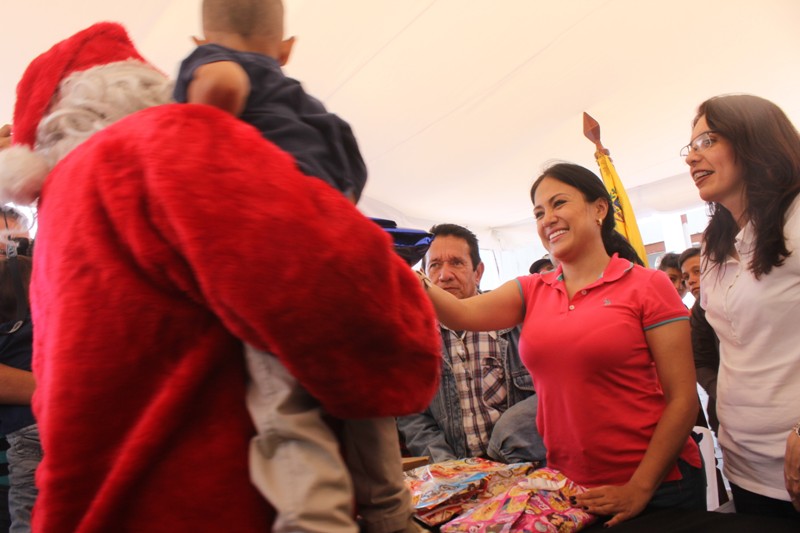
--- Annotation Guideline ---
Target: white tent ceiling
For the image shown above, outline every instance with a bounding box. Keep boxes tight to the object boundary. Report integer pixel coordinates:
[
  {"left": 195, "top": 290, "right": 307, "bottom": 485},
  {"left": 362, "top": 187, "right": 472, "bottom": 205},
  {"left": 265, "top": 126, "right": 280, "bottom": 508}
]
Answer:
[{"left": 3, "top": 0, "right": 800, "bottom": 239}]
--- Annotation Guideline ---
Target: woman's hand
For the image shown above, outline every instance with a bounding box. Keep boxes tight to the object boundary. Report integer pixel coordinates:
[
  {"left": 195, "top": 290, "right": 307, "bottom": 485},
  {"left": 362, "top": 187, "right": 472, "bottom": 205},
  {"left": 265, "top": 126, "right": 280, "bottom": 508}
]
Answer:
[
  {"left": 415, "top": 269, "right": 433, "bottom": 291},
  {"left": 0, "top": 124, "right": 11, "bottom": 150},
  {"left": 575, "top": 482, "right": 654, "bottom": 527},
  {"left": 786, "top": 427, "right": 800, "bottom": 511}
]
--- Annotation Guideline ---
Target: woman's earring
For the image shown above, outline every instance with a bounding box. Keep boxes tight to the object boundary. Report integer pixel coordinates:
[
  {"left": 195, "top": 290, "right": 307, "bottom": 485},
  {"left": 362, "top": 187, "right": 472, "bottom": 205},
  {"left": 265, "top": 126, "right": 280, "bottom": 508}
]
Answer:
[{"left": 596, "top": 218, "right": 603, "bottom": 227}]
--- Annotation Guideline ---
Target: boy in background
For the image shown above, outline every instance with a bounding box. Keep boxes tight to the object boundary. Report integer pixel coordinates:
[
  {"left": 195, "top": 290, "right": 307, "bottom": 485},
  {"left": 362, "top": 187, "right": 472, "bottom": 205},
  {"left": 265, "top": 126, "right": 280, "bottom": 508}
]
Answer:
[
  {"left": 656, "top": 252, "right": 687, "bottom": 300},
  {"left": 174, "top": 2, "right": 418, "bottom": 532}
]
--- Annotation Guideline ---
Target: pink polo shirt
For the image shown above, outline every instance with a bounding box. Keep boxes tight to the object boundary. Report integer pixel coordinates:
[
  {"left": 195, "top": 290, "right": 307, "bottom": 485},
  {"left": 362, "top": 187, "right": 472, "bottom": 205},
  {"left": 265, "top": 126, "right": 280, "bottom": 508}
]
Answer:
[{"left": 516, "top": 255, "right": 700, "bottom": 487}]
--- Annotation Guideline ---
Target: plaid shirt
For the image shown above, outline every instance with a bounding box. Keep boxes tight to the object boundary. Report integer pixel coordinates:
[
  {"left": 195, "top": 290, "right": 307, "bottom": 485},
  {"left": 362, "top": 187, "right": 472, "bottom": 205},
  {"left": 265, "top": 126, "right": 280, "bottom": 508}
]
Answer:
[{"left": 441, "top": 326, "right": 508, "bottom": 457}]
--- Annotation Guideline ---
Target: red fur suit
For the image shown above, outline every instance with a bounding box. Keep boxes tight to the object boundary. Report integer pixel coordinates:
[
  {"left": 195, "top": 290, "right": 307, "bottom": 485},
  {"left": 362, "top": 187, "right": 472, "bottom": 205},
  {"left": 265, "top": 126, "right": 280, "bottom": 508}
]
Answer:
[{"left": 30, "top": 104, "right": 440, "bottom": 532}]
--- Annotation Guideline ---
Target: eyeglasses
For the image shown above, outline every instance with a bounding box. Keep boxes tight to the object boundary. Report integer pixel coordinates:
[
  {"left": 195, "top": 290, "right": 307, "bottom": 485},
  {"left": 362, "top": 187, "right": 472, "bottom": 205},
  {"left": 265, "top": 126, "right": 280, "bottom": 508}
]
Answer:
[{"left": 680, "top": 130, "right": 717, "bottom": 158}]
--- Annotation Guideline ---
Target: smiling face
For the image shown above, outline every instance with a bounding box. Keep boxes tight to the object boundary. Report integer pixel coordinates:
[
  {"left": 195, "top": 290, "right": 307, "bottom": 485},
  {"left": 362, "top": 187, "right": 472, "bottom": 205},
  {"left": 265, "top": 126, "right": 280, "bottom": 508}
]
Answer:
[
  {"left": 533, "top": 177, "right": 607, "bottom": 263},
  {"left": 681, "top": 255, "right": 702, "bottom": 299},
  {"left": 685, "top": 115, "right": 747, "bottom": 219}
]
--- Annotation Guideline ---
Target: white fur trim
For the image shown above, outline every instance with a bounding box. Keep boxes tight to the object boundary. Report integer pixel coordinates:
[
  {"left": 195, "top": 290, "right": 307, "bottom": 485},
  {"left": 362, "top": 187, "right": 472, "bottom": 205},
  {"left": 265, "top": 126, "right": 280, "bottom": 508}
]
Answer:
[{"left": 0, "top": 145, "right": 50, "bottom": 205}]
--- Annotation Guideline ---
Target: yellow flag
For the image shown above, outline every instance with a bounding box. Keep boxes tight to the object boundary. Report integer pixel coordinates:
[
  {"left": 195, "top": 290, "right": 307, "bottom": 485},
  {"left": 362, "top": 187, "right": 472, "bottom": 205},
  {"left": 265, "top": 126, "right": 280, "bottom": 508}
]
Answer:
[
  {"left": 583, "top": 112, "right": 648, "bottom": 267},
  {"left": 594, "top": 150, "right": 648, "bottom": 267}
]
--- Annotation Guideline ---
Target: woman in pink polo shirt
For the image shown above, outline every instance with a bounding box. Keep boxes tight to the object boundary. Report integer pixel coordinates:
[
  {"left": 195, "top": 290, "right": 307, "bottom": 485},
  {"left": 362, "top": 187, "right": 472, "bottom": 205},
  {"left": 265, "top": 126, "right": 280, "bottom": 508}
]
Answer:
[{"left": 417, "top": 162, "right": 703, "bottom": 526}]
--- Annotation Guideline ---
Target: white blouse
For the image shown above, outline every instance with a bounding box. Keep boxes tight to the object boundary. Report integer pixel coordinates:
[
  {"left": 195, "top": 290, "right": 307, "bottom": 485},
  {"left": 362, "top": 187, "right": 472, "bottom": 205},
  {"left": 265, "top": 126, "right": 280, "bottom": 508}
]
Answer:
[{"left": 701, "top": 196, "right": 800, "bottom": 501}]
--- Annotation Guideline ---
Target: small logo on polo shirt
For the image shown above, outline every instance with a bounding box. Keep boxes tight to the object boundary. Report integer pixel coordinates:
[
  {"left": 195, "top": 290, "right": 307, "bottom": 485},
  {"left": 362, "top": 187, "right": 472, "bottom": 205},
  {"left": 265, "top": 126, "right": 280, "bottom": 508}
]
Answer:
[{"left": 603, "top": 298, "right": 612, "bottom": 306}]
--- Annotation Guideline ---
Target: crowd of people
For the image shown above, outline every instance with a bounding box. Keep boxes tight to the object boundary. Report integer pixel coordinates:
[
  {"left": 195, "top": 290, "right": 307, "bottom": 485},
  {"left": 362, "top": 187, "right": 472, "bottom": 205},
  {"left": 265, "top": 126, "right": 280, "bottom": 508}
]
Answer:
[{"left": 0, "top": 0, "right": 797, "bottom": 531}]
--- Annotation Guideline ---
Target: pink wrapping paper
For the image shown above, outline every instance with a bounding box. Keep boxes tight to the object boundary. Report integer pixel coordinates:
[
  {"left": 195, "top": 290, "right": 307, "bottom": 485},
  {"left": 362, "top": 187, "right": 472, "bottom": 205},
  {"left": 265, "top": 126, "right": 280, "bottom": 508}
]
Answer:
[
  {"left": 404, "top": 458, "right": 538, "bottom": 526},
  {"left": 440, "top": 468, "right": 597, "bottom": 532}
]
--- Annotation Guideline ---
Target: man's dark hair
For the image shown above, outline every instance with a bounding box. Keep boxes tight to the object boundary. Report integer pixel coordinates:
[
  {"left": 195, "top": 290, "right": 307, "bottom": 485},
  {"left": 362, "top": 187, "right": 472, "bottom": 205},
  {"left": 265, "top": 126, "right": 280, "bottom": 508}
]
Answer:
[
  {"left": 678, "top": 246, "right": 701, "bottom": 269},
  {"left": 425, "top": 223, "right": 481, "bottom": 271},
  {"left": 0, "top": 255, "right": 31, "bottom": 324}
]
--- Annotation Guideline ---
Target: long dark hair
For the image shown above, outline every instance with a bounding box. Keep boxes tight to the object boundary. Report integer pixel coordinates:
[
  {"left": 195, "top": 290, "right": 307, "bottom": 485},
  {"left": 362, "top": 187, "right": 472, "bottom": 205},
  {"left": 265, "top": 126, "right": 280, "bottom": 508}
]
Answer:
[
  {"left": 530, "top": 162, "right": 644, "bottom": 266},
  {"left": 0, "top": 256, "right": 32, "bottom": 324},
  {"left": 695, "top": 95, "right": 800, "bottom": 278}
]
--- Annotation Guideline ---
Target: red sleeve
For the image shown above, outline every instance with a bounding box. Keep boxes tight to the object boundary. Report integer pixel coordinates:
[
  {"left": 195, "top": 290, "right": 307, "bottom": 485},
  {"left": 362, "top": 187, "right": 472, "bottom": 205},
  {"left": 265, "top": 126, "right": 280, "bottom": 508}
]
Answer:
[
  {"left": 641, "top": 269, "right": 690, "bottom": 330},
  {"left": 103, "top": 105, "right": 441, "bottom": 418}
]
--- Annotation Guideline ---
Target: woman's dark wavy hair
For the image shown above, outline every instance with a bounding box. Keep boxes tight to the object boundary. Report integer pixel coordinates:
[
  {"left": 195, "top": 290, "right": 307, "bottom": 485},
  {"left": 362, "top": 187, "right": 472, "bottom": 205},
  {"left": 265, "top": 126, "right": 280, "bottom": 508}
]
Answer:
[
  {"left": 530, "top": 162, "right": 644, "bottom": 266},
  {"left": 695, "top": 94, "right": 800, "bottom": 278}
]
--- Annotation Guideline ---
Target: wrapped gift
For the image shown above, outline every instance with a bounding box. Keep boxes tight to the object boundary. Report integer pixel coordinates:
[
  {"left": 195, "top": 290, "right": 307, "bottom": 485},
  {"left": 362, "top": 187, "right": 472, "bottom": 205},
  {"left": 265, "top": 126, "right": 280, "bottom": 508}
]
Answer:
[
  {"left": 404, "top": 457, "right": 538, "bottom": 526},
  {"left": 440, "top": 468, "right": 597, "bottom": 532}
]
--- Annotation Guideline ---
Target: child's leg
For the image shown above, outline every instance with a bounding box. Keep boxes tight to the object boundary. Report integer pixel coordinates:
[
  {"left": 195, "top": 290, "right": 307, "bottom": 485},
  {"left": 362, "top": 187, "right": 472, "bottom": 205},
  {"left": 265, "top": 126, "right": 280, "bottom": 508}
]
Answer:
[
  {"left": 342, "top": 418, "right": 421, "bottom": 533},
  {"left": 246, "top": 348, "right": 358, "bottom": 533}
]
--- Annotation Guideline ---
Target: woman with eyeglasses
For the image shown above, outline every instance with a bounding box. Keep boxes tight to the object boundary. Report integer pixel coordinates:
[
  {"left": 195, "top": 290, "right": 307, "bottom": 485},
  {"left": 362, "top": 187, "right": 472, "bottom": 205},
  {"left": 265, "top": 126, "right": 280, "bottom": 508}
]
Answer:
[
  {"left": 684, "top": 94, "right": 800, "bottom": 519},
  {"left": 416, "top": 162, "right": 704, "bottom": 527}
]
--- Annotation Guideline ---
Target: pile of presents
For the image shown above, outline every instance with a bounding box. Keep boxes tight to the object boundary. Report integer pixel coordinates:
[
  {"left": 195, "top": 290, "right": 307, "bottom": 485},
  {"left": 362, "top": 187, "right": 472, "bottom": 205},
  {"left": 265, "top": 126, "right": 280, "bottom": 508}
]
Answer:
[{"left": 404, "top": 458, "right": 596, "bottom": 532}]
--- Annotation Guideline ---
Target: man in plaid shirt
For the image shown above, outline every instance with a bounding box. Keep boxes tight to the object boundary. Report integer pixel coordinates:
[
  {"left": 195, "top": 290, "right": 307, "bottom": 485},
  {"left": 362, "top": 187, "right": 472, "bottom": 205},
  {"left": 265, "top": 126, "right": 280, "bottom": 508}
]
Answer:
[{"left": 398, "top": 224, "right": 545, "bottom": 464}]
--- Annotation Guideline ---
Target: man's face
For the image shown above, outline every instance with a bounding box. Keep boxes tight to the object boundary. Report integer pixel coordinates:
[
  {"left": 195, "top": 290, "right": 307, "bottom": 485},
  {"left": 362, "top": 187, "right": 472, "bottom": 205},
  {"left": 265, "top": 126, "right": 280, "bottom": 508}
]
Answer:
[
  {"left": 425, "top": 235, "right": 483, "bottom": 300},
  {"left": 681, "top": 256, "right": 702, "bottom": 299}
]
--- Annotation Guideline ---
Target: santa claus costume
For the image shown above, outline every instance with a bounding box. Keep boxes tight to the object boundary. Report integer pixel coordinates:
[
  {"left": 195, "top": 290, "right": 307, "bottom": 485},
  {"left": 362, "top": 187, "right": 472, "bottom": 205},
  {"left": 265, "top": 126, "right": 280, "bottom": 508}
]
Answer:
[{"left": 0, "top": 22, "right": 440, "bottom": 533}]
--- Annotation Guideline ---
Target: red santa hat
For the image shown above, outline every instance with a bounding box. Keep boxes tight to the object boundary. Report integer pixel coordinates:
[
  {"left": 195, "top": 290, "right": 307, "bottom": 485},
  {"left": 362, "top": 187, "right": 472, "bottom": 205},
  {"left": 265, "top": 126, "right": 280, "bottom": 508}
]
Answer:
[
  {"left": 0, "top": 22, "right": 150, "bottom": 204},
  {"left": 13, "top": 22, "right": 147, "bottom": 149}
]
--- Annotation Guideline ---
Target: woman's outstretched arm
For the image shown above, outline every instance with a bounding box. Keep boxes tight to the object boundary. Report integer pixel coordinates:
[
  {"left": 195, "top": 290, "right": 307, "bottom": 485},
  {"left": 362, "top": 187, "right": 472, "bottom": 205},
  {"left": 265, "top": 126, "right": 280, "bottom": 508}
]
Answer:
[{"left": 419, "top": 274, "right": 526, "bottom": 332}]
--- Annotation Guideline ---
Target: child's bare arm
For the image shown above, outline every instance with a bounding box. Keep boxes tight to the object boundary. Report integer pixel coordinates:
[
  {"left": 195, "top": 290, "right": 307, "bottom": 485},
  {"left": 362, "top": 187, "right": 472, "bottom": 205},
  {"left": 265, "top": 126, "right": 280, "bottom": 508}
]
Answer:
[{"left": 187, "top": 61, "right": 250, "bottom": 116}]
